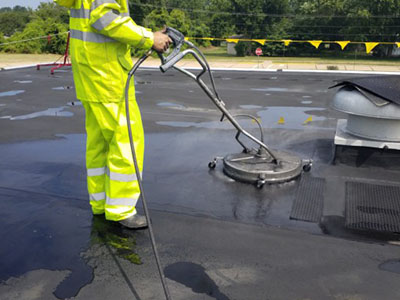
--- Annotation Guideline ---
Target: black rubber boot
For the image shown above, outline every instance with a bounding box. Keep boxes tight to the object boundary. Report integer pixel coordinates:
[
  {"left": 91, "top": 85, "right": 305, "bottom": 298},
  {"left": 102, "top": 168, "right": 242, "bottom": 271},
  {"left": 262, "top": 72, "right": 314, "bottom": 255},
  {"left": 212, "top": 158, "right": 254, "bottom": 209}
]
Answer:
[{"left": 119, "top": 214, "right": 148, "bottom": 229}]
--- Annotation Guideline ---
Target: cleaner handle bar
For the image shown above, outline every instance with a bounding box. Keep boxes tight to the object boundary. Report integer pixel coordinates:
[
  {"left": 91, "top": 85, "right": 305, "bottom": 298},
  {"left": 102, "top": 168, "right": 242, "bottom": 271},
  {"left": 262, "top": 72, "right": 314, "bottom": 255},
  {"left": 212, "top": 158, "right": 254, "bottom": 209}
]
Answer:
[{"left": 160, "top": 52, "right": 185, "bottom": 73}]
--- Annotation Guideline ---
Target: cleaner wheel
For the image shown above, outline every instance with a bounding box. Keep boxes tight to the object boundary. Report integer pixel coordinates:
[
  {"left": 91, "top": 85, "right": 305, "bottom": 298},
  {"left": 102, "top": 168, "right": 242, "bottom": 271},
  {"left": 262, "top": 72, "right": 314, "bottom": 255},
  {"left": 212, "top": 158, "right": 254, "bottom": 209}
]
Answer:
[{"left": 223, "top": 150, "right": 303, "bottom": 186}]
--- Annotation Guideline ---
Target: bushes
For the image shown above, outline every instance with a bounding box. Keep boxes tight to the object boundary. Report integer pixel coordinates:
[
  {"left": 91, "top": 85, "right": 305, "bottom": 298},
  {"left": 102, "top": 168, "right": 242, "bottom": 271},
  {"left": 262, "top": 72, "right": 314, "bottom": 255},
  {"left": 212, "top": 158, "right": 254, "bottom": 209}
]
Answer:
[
  {"left": 0, "top": 3, "right": 68, "bottom": 54},
  {"left": 234, "top": 42, "right": 250, "bottom": 57},
  {"left": 2, "top": 18, "right": 68, "bottom": 54}
]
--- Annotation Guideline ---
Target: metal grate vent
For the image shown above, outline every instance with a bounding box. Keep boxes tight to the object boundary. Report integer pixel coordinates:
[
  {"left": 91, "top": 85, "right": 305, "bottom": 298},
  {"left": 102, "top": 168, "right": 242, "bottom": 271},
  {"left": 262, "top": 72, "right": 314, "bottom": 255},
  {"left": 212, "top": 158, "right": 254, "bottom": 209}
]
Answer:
[
  {"left": 345, "top": 181, "right": 400, "bottom": 233},
  {"left": 290, "top": 176, "right": 325, "bottom": 223}
]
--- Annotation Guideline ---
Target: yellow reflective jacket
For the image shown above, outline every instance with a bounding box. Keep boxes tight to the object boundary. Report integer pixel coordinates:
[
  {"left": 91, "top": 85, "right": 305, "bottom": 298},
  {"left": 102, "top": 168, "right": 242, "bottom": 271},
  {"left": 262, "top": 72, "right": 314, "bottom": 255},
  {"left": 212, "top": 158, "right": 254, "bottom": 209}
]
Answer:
[{"left": 54, "top": 0, "right": 154, "bottom": 102}]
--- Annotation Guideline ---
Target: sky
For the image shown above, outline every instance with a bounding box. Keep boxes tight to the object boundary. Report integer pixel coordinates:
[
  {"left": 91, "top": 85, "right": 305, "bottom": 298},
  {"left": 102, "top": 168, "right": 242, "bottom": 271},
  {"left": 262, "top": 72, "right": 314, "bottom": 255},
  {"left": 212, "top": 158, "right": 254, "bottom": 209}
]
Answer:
[{"left": 0, "top": 0, "right": 52, "bottom": 9}]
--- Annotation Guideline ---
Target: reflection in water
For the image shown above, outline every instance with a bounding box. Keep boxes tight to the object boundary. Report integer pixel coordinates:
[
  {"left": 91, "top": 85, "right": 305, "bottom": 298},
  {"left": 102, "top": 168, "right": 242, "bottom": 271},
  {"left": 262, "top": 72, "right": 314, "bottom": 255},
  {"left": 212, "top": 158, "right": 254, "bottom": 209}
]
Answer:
[
  {"left": 240, "top": 105, "right": 263, "bottom": 109},
  {"left": 90, "top": 215, "right": 141, "bottom": 265},
  {"left": 157, "top": 107, "right": 327, "bottom": 130},
  {"left": 2, "top": 107, "right": 74, "bottom": 120},
  {"left": 52, "top": 86, "right": 74, "bottom": 90},
  {"left": 14, "top": 80, "right": 32, "bottom": 84},
  {"left": 379, "top": 260, "right": 400, "bottom": 275},
  {"left": 0, "top": 90, "right": 25, "bottom": 97},
  {"left": 68, "top": 101, "right": 83, "bottom": 106},
  {"left": 157, "top": 102, "right": 185, "bottom": 109}
]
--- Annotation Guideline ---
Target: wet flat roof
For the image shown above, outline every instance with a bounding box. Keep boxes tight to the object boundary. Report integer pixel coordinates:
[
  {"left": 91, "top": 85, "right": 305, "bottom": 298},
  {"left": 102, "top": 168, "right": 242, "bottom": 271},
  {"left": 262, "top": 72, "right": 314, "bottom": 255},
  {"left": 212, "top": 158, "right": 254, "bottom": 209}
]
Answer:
[{"left": 0, "top": 67, "right": 399, "bottom": 300}]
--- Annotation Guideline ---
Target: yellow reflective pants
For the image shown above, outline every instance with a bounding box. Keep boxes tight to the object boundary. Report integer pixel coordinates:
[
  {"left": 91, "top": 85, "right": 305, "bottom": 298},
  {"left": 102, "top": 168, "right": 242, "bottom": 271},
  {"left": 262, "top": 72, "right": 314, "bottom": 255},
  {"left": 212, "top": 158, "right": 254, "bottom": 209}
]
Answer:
[{"left": 82, "top": 100, "right": 144, "bottom": 221}]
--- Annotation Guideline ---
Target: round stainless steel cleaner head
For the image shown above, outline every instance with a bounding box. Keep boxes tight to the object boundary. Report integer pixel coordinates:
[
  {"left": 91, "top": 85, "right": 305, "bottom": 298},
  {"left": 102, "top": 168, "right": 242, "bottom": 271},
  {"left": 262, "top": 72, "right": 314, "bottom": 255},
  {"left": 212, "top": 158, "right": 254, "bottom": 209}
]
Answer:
[{"left": 223, "top": 150, "right": 303, "bottom": 186}]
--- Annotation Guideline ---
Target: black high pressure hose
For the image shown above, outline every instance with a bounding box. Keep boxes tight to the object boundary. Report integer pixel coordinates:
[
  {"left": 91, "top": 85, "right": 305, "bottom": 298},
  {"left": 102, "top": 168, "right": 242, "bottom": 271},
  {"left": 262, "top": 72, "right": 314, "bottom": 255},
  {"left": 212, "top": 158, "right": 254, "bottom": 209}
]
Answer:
[{"left": 124, "top": 49, "right": 172, "bottom": 300}]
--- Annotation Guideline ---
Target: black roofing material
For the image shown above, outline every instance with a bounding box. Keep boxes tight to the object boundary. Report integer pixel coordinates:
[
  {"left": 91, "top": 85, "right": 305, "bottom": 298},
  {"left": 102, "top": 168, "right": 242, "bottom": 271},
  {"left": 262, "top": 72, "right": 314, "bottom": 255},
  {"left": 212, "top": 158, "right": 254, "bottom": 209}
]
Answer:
[
  {"left": 345, "top": 182, "right": 400, "bottom": 233},
  {"left": 331, "top": 76, "right": 400, "bottom": 105},
  {"left": 290, "top": 176, "right": 325, "bottom": 223}
]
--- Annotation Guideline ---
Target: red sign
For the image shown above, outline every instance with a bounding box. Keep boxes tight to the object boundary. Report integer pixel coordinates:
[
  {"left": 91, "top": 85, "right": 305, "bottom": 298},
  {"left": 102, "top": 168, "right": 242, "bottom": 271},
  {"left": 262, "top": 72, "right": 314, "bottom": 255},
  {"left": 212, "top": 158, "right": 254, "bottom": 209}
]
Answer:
[{"left": 255, "top": 48, "right": 262, "bottom": 56}]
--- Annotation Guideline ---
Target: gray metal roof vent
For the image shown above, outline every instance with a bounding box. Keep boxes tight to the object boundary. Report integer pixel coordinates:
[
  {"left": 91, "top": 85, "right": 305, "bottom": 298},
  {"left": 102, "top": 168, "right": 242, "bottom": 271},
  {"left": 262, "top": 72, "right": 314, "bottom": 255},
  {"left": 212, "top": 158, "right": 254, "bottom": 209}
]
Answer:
[{"left": 332, "top": 86, "right": 400, "bottom": 142}]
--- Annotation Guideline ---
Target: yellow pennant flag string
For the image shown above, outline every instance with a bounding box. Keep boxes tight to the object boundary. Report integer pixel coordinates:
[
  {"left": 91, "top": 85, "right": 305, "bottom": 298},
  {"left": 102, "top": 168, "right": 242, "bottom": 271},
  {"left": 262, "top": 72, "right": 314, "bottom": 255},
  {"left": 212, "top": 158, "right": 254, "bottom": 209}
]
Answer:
[
  {"left": 309, "top": 40, "right": 323, "bottom": 49},
  {"left": 226, "top": 39, "right": 239, "bottom": 44},
  {"left": 253, "top": 39, "right": 266, "bottom": 46},
  {"left": 184, "top": 37, "right": 395, "bottom": 53},
  {"left": 282, "top": 40, "right": 292, "bottom": 46},
  {"left": 336, "top": 41, "right": 350, "bottom": 50},
  {"left": 365, "top": 42, "right": 380, "bottom": 54}
]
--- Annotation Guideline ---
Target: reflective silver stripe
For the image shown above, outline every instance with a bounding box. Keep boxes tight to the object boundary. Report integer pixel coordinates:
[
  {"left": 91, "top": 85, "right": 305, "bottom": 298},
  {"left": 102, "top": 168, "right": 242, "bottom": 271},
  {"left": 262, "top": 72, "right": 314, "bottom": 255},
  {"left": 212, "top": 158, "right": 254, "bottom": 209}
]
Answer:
[
  {"left": 91, "top": 0, "right": 117, "bottom": 10},
  {"left": 87, "top": 167, "right": 106, "bottom": 176},
  {"left": 107, "top": 169, "right": 139, "bottom": 182},
  {"left": 70, "top": 7, "right": 90, "bottom": 19},
  {"left": 126, "top": 0, "right": 130, "bottom": 15},
  {"left": 106, "top": 196, "right": 138, "bottom": 206},
  {"left": 70, "top": 29, "right": 116, "bottom": 43},
  {"left": 92, "top": 10, "right": 119, "bottom": 31},
  {"left": 90, "top": 192, "right": 106, "bottom": 201}
]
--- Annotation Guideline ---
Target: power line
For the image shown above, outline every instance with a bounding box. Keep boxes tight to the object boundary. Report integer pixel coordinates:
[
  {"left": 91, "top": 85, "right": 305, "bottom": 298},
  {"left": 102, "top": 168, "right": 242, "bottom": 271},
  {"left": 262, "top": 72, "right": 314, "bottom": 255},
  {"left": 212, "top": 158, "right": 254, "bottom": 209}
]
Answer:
[
  {"left": 130, "top": 2, "right": 400, "bottom": 19},
  {"left": 0, "top": 32, "right": 68, "bottom": 46},
  {"left": 131, "top": 11, "right": 400, "bottom": 28},
  {"left": 130, "top": 11, "right": 400, "bottom": 31}
]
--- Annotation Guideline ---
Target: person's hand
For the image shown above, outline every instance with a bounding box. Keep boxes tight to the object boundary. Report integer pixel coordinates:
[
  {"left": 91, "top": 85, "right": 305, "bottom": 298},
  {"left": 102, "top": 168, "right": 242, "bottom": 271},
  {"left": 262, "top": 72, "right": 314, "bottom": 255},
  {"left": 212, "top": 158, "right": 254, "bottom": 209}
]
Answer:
[{"left": 152, "top": 27, "right": 172, "bottom": 53}]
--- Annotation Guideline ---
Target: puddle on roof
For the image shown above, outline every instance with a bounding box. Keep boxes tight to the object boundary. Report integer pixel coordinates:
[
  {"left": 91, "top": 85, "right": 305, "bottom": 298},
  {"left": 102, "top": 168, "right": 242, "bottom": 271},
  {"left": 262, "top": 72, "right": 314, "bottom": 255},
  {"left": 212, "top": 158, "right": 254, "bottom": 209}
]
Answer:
[
  {"left": 1, "top": 107, "right": 74, "bottom": 120},
  {"left": 251, "top": 87, "right": 303, "bottom": 93},
  {"left": 379, "top": 260, "right": 400, "bottom": 275},
  {"left": 157, "top": 106, "right": 327, "bottom": 130},
  {"left": 157, "top": 102, "right": 185, "bottom": 109},
  {"left": 135, "top": 81, "right": 152, "bottom": 85},
  {"left": 0, "top": 90, "right": 25, "bottom": 97},
  {"left": 14, "top": 80, "right": 32, "bottom": 84},
  {"left": 240, "top": 105, "right": 263, "bottom": 109},
  {"left": 156, "top": 101, "right": 215, "bottom": 113},
  {"left": 52, "top": 86, "right": 74, "bottom": 90},
  {"left": 67, "top": 101, "right": 83, "bottom": 106},
  {"left": 258, "top": 107, "right": 326, "bottom": 129},
  {"left": 165, "top": 262, "right": 229, "bottom": 300}
]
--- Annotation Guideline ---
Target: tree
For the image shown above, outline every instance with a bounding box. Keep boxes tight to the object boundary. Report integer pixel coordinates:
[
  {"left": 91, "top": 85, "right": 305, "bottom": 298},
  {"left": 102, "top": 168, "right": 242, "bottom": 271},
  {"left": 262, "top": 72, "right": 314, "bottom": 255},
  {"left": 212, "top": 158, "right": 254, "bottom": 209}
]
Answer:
[
  {"left": 143, "top": 8, "right": 210, "bottom": 46},
  {"left": 3, "top": 18, "right": 46, "bottom": 53},
  {"left": 129, "top": 0, "right": 166, "bottom": 25},
  {"left": 0, "top": 32, "right": 5, "bottom": 46},
  {"left": 208, "top": 0, "right": 235, "bottom": 42},
  {"left": 34, "top": 2, "right": 69, "bottom": 25},
  {"left": 0, "top": 8, "right": 32, "bottom": 36},
  {"left": 343, "top": 0, "right": 400, "bottom": 56},
  {"left": 1, "top": 3, "right": 69, "bottom": 54}
]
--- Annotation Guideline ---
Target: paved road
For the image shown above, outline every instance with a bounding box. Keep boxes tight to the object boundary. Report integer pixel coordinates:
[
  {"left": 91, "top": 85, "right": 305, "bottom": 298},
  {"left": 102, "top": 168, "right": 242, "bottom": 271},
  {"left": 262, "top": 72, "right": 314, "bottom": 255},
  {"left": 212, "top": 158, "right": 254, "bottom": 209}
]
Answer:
[{"left": 0, "top": 66, "right": 399, "bottom": 300}]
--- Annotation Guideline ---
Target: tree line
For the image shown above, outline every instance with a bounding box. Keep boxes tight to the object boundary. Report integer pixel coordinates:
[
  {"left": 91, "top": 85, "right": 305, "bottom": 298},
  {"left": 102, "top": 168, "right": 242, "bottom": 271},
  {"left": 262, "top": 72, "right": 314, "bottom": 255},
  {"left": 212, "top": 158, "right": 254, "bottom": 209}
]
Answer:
[{"left": 1, "top": 1, "right": 399, "bottom": 57}]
